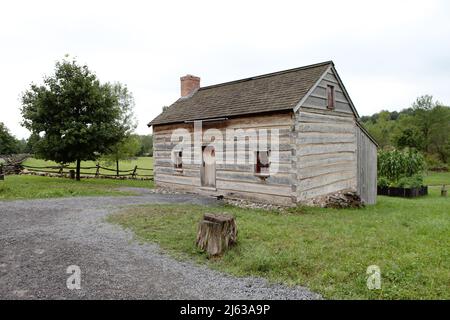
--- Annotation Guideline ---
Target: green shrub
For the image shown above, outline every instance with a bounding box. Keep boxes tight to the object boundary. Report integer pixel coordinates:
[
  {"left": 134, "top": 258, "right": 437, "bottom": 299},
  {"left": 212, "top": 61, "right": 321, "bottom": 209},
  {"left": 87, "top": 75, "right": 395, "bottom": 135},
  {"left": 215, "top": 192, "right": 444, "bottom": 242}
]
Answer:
[
  {"left": 396, "top": 174, "right": 423, "bottom": 188},
  {"left": 377, "top": 176, "right": 390, "bottom": 188}
]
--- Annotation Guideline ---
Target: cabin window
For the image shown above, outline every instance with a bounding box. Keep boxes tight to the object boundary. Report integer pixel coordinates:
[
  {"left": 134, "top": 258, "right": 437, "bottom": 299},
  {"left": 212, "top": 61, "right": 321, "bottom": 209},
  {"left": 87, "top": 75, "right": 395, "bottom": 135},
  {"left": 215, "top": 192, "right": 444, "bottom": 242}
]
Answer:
[
  {"left": 327, "top": 85, "right": 335, "bottom": 110},
  {"left": 255, "top": 151, "right": 270, "bottom": 176},
  {"left": 174, "top": 151, "right": 183, "bottom": 171}
]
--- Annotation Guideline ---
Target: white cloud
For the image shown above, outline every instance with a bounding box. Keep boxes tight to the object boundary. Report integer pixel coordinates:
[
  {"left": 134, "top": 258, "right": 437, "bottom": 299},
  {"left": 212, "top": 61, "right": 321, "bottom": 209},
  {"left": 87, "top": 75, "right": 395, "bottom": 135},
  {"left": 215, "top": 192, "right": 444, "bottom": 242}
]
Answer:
[{"left": 0, "top": 0, "right": 449, "bottom": 138}]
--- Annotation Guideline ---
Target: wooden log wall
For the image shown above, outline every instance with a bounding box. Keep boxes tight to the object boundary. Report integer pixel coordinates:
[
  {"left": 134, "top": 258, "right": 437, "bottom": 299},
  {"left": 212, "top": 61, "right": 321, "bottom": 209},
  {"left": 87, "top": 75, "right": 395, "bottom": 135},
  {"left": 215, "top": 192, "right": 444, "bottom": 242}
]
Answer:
[
  {"left": 295, "top": 108, "right": 358, "bottom": 201},
  {"left": 356, "top": 125, "right": 377, "bottom": 204},
  {"left": 152, "top": 112, "right": 296, "bottom": 205}
]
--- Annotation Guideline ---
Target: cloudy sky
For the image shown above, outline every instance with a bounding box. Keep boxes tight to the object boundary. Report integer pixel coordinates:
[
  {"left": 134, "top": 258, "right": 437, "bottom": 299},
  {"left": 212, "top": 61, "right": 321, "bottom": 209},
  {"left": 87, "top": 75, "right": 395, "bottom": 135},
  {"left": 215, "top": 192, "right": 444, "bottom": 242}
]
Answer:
[{"left": 1, "top": 0, "right": 449, "bottom": 139}]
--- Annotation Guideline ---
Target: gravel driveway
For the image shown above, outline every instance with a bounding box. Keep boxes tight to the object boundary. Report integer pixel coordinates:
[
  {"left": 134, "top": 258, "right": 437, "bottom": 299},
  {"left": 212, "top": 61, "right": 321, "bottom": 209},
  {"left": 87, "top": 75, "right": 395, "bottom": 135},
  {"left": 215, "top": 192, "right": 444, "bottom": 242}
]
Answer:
[{"left": 0, "top": 191, "right": 321, "bottom": 300}]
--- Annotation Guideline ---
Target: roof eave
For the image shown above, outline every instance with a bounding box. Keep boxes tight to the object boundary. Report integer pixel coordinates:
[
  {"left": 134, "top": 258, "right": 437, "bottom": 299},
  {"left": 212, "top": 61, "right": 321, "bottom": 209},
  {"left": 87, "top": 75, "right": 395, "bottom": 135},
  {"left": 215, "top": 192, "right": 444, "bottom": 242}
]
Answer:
[{"left": 148, "top": 108, "right": 294, "bottom": 127}]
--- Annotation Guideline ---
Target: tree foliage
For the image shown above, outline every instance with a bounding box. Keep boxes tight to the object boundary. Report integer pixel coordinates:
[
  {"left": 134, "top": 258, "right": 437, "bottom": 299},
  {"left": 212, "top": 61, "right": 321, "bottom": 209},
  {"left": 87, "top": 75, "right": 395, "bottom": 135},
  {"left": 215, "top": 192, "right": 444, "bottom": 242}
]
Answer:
[
  {"left": 137, "top": 134, "right": 153, "bottom": 156},
  {"left": 21, "top": 57, "right": 136, "bottom": 180},
  {"left": 0, "top": 122, "right": 20, "bottom": 154},
  {"left": 361, "top": 95, "right": 450, "bottom": 167}
]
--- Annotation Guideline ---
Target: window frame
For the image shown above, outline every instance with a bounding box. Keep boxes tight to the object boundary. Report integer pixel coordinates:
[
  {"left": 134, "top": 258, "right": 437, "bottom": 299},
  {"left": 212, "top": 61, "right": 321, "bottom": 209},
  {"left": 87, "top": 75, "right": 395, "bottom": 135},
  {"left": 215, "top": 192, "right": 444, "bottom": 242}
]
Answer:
[
  {"left": 173, "top": 150, "right": 183, "bottom": 172},
  {"left": 254, "top": 150, "right": 270, "bottom": 177},
  {"left": 327, "top": 85, "right": 335, "bottom": 110}
]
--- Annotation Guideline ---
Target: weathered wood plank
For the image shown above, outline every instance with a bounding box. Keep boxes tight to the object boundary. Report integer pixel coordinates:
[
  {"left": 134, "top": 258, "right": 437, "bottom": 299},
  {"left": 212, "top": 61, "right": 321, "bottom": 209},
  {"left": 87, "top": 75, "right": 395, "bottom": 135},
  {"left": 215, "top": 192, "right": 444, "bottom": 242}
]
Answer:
[
  {"left": 297, "top": 132, "right": 355, "bottom": 144},
  {"left": 216, "top": 162, "right": 293, "bottom": 174},
  {"left": 335, "top": 101, "right": 352, "bottom": 111},
  {"left": 299, "top": 170, "right": 355, "bottom": 191},
  {"left": 297, "top": 122, "right": 355, "bottom": 134},
  {"left": 304, "top": 96, "right": 327, "bottom": 108},
  {"left": 216, "top": 170, "right": 293, "bottom": 185},
  {"left": 298, "top": 162, "right": 355, "bottom": 180},
  {"left": 155, "top": 167, "right": 200, "bottom": 177},
  {"left": 154, "top": 128, "right": 293, "bottom": 142},
  {"left": 298, "top": 111, "right": 354, "bottom": 124},
  {"left": 323, "top": 72, "right": 339, "bottom": 83},
  {"left": 216, "top": 180, "right": 293, "bottom": 197},
  {"left": 316, "top": 84, "right": 345, "bottom": 95},
  {"left": 300, "top": 105, "right": 353, "bottom": 116},
  {"left": 156, "top": 173, "right": 200, "bottom": 186},
  {"left": 297, "top": 143, "right": 356, "bottom": 156},
  {"left": 356, "top": 126, "right": 377, "bottom": 204},
  {"left": 299, "top": 178, "right": 356, "bottom": 201},
  {"left": 297, "top": 152, "right": 355, "bottom": 169}
]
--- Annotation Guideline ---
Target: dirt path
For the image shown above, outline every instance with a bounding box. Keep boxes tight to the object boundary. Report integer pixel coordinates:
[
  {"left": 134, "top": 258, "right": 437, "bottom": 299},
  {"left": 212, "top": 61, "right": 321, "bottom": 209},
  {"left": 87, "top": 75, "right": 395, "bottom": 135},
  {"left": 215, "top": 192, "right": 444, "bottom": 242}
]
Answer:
[{"left": 0, "top": 193, "right": 321, "bottom": 300}]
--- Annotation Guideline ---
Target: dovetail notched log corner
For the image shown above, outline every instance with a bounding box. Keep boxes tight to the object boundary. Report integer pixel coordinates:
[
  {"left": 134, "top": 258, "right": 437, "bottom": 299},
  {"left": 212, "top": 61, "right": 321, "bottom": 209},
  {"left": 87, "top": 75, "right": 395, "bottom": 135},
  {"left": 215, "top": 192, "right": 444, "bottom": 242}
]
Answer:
[{"left": 148, "top": 61, "right": 378, "bottom": 206}]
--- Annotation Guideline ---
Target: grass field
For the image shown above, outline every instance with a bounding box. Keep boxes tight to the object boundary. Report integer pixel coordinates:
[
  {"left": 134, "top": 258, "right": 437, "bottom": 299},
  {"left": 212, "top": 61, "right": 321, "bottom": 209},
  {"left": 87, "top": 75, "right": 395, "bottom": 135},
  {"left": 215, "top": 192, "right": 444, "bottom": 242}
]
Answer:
[
  {"left": 424, "top": 171, "right": 450, "bottom": 186},
  {"left": 0, "top": 174, "right": 154, "bottom": 200},
  {"left": 108, "top": 181, "right": 450, "bottom": 300},
  {"left": 0, "top": 156, "right": 153, "bottom": 200},
  {"left": 22, "top": 157, "right": 153, "bottom": 177}
]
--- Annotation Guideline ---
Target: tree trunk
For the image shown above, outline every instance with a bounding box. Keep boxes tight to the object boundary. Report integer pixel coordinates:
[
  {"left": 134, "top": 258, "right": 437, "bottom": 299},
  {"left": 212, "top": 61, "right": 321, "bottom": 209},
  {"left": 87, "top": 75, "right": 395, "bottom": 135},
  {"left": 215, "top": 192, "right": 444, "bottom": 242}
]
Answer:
[
  {"left": 76, "top": 159, "right": 81, "bottom": 181},
  {"left": 116, "top": 160, "right": 119, "bottom": 177},
  {"left": 196, "top": 213, "right": 237, "bottom": 257}
]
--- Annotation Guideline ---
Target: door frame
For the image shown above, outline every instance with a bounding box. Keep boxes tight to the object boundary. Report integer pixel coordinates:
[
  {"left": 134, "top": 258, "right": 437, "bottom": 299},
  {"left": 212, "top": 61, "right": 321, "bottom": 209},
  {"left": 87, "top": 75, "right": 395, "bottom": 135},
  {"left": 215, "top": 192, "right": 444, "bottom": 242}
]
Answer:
[{"left": 200, "top": 145, "right": 216, "bottom": 188}]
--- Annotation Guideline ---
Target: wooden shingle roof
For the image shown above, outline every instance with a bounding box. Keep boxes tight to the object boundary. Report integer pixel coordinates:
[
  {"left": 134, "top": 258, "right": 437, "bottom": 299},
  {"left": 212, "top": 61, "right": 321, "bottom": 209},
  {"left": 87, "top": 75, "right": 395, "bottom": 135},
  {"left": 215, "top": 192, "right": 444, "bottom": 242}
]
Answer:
[{"left": 148, "top": 61, "right": 333, "bottom": 126}]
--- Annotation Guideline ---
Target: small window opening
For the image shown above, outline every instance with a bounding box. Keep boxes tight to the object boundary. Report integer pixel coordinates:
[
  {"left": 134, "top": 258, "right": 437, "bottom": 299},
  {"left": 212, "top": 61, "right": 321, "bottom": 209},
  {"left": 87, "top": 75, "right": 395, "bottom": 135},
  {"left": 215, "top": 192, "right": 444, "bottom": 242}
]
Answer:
[
  {"left": 174, "top": 151, "right": 183, "bottom": 170},
  {"left": 327, "top": 85, "right": 335, "bottom": 110},
  {"left": 255, "top": 151, "right": 270, "bottom": 176}
]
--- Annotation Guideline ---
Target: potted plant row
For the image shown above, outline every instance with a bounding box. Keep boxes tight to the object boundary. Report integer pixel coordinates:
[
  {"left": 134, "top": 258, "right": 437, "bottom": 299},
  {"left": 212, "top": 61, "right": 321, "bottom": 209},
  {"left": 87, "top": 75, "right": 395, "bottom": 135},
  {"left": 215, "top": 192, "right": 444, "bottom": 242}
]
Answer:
[{"left": 377, "top": 175, "right": 428, "bottom": 198}]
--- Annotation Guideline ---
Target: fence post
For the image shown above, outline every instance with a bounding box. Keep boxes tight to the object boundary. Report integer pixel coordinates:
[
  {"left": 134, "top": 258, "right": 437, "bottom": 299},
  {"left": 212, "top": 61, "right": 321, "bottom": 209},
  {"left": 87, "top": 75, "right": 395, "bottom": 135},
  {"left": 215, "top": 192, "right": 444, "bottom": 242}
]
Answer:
[
  {"left": 0, "top": 164, "right": 4, "bottom": 180},
  {"left": 442, "top": 185, "right": 448, "bottom": 197},
  {"left": 58, "top": 165, "right": 64, "bottom": 177},
  {"left": 95, "top": 163, "right": 100, "bottom": 178},
  {"left": 132, "top": 165, "right": 138, "bottom": 179}
]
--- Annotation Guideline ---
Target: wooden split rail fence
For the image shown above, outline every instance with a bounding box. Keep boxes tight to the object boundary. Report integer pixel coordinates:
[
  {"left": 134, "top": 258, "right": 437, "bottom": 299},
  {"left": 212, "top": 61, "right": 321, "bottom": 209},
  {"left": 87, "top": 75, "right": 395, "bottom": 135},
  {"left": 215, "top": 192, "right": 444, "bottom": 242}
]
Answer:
[{"left": 21, "top": 163, "right": 154, "bottom": 180}]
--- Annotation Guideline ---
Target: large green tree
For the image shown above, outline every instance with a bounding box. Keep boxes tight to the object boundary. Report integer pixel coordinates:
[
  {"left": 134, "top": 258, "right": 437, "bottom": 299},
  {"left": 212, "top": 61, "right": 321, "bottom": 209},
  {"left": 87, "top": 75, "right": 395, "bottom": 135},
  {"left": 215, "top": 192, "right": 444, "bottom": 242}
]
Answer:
[
  {"left": 410, "top": 95, "right": 438, "bottom": 153},
  {"left": 21, "top": 58, "right": 135, "bottom": 180},
  {"left": 0, "top": 122, "right": 19, "bottom": 154}
]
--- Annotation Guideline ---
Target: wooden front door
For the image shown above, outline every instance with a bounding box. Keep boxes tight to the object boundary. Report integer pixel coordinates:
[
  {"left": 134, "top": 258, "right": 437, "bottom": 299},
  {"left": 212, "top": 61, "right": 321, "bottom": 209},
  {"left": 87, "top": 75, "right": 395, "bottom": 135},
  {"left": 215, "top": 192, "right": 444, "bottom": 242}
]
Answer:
[{"left": 201, "top": 146, "right": 216, "bottom": 188}]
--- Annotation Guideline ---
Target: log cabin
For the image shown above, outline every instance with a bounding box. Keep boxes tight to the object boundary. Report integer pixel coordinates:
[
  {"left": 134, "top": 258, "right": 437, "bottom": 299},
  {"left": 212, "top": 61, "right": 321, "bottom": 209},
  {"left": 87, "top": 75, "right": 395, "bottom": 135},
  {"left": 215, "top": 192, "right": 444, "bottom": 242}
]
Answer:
[{"left": 148, "top": 61, "right": 378, "bottom": 206}]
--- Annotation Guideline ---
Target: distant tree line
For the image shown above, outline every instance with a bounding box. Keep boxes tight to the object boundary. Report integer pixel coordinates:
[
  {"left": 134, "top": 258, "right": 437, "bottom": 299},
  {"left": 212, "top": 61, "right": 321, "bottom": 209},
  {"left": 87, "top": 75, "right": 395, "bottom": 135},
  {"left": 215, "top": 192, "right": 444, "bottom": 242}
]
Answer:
[{"left": 361, "top": 95, "right": 450, "bottom": 169}]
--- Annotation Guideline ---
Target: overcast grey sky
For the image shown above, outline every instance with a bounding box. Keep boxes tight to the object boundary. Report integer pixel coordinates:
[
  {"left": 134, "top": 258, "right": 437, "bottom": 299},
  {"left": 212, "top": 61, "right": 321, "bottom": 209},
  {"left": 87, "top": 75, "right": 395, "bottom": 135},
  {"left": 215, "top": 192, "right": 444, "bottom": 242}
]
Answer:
[{"left": 1, "top": 0, "right": 449, "bottom": 139}]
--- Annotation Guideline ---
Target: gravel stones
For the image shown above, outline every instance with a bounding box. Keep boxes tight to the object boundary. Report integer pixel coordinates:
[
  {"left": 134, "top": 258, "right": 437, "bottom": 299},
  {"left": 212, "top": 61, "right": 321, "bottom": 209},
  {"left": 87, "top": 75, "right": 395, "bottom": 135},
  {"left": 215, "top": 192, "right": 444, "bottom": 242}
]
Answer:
[{"left": 0, "top": 192, "right": 320, "bottom": 300}]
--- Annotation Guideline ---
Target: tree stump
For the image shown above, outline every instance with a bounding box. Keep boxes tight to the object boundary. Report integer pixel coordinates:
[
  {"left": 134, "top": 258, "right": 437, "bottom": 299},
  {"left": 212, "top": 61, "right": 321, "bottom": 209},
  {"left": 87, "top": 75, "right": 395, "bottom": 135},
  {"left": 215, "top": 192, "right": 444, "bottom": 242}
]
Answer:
[{"left": 196, "top": 213, "right": 237, "bottom": 257}]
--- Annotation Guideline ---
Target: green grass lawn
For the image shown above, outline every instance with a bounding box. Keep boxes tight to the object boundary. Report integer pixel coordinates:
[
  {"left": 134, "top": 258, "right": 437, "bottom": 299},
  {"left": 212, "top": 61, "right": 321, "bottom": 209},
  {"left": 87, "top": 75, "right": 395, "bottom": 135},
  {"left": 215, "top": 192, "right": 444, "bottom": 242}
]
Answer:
[
  {"left": 23, "top": 157, "right": 153, "bottom": 177},
  {"left": 108, "top": 185, "right": 450, "bottom": 300},
  {"left": 0, "top": 175, "right": 154, "bottom": 200},
  {"left": 424, "top": 171, "right": 450, "bottom": 186}
]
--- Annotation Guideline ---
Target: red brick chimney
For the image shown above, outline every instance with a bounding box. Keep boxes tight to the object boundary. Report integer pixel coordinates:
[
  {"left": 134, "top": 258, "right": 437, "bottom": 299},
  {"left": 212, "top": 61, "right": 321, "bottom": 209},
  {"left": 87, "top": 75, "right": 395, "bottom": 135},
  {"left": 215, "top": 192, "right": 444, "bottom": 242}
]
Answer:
[{"left": 180, "top": 75, "right": 200, "bottom": 97}]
